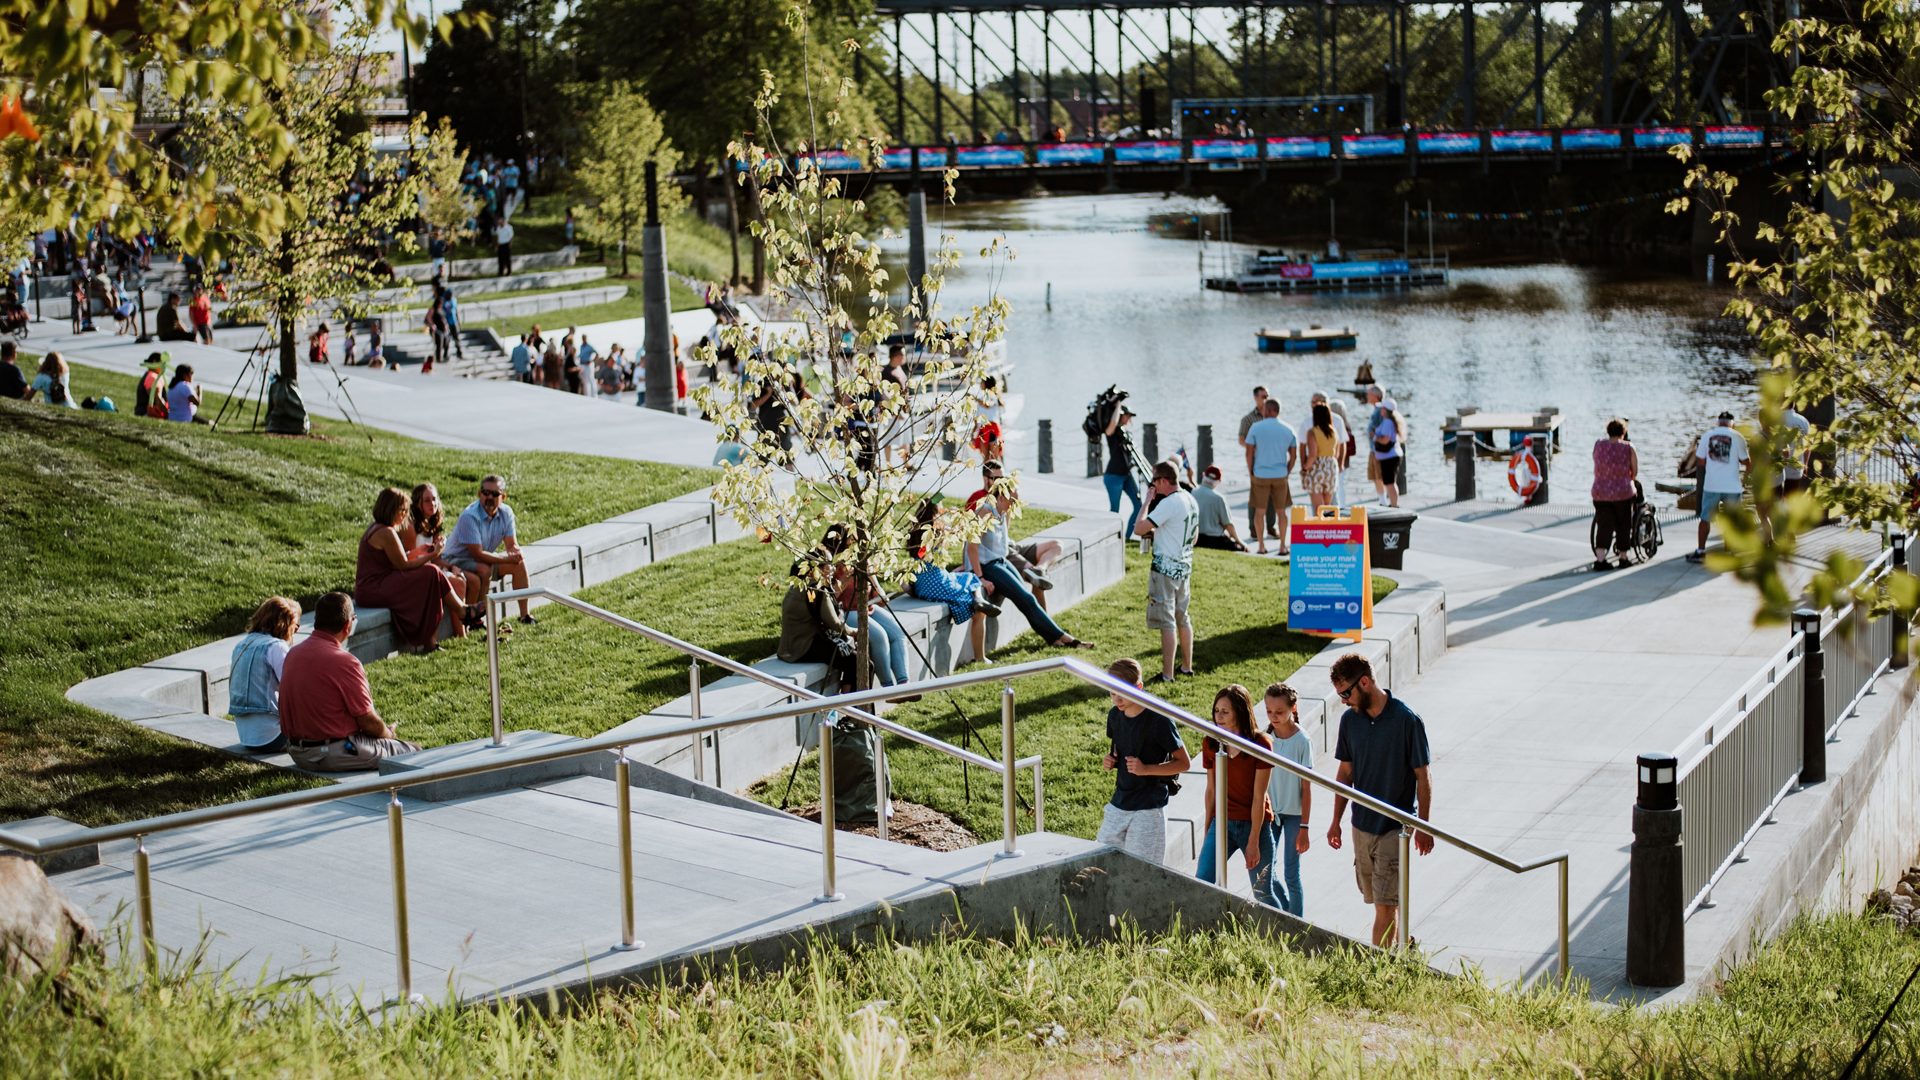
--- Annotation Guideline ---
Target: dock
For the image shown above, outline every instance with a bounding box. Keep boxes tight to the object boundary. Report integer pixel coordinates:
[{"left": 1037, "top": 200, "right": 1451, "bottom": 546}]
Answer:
[
  {"left": 1257, "top": 325, "right": 1357, "bottom": 353},
  {"left": 1441, "top": 407, "right": 1564, "bottom": 456}
]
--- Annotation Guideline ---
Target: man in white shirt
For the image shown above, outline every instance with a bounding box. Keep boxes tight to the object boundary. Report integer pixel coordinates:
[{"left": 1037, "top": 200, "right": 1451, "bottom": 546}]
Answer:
[
  {"left": 1135, "top": 460, "right": 1199, "bottom": 683},
  {"left": 1688, "top": 410, "right": 1751, "bottom": 563},
  {"left": 1779, "top": 405, "right": 1812, "bottom": 496},
  {"left": 495, "top": 219, "right": 515, "bottom": 277}
]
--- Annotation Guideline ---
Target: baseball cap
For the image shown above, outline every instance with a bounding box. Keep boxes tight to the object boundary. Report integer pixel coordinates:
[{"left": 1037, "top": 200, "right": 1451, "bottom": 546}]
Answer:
[{"left": 1717, "top": 410, "right": 1735, "bottom": 422}]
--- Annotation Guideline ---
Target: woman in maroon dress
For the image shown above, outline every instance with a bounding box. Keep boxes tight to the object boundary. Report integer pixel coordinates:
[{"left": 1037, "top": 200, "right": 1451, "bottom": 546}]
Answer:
[{"left": 356, "top": 487, "right": 467, "bottom": 653}]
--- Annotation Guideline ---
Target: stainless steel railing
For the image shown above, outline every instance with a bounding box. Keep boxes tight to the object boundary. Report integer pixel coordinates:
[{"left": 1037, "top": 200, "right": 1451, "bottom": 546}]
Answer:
[{"left": 1, "top": 609, "right": 1573, "bottom": 993}]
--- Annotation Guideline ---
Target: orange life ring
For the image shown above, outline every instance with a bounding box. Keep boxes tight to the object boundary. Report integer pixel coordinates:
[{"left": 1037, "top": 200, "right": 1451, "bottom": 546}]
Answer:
[{"left": 1508, "top": 447, "right": 1542, "bottom": 498}]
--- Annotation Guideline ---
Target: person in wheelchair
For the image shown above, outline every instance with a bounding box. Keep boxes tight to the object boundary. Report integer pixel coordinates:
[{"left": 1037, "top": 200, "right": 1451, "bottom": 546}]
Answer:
[{"left": 1590, "top": 418, "right": 1642, "bottom": 570}]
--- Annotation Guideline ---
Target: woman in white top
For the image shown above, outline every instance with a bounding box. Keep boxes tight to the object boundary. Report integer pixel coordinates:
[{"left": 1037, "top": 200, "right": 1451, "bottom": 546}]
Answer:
[{"left": 27, "top": 352, "right": 77, "bottom": 409}]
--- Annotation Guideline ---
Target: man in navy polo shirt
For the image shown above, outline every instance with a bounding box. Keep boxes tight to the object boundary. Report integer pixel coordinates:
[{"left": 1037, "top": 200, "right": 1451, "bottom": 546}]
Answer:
[{"left": 1324, "top": 653, "right": 1433, "bottom": 947}]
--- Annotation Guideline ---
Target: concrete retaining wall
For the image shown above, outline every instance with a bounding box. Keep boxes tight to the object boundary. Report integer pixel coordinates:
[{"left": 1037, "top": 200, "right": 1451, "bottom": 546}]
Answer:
[{"left": 394, "top": 248, "right": 578, "bottom": 283}]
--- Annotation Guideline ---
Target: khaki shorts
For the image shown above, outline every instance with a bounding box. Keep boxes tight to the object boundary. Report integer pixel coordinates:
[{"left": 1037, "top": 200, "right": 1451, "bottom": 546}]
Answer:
[
  {"left": 1146, "top": 571, "right": 1191, "bottom": 631},
  {"left": 1352, "top": 827, "right": 1402, "bottom": 906},
  {"left": 288, "top": 735, "right": 422, "bottom": 773},
  {"left": 1249, "top": 477, "right": 1292, "bottom": 531}
]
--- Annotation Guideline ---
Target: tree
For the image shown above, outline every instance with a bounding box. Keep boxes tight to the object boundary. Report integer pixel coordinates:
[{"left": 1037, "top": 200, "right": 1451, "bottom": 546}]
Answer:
[
  {"left": 1675, "top": 0, "right": 1920, "bottom": 626},
  {"left": 571, "top": 82, "right": 682, "bottom": 277},
  {"left": 415, "top": 0, "right": 561, "bottom": 161},
  {"left": 0, "top": 1, "right": 468, "bottom": 252},
  {"left": 186, "top": 21, "right": 425, "bottom": 434},
  {"left": 418, "top": 118, "right": 478, "bottom": 247},
  {"left": 692, "top": 67, "right": 1015, "bottom": 812}
]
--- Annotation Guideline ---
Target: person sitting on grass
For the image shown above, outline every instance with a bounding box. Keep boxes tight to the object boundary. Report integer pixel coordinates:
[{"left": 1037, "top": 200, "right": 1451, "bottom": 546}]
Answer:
[
  {"left": 777, "top": 541, "right": 858, "bottom": 694},
  {"left": 403, "top": 482, "right": 489, "bottom": 633},
  {"left": 907, "top": 497, "right": 1002, "bottom": 665},
  {"left": 965, "top": 462, "right": 1094, "bottom": 652},
  {"left": 165, "top": 363, "right": 203, "bottom": 423},
  {"left": 445, "top": 474, "right": 535, "bottom": 628},
  {"left": 155, "top": 292, "right": 195, "bottom": 342},
  {"left": 355, "top": 486, "right": 467, "bottom": 655},
  {"left": 278, "top": 592, "right": 421, "bottom": 772},
  {"left": 1192, "top": 465, "right": 1247, "bottom": 552},
  {"left": 227, "top": 596, "right": 302, "bottom": 754},
  {"left": 27, "top": 352, "right": 76, "bottom": 409}
]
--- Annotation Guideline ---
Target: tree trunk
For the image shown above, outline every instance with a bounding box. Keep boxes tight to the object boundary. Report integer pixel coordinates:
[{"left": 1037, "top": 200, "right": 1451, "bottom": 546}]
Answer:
[{"left": 724, "top": 171, "right": 742, "bottom": 288}]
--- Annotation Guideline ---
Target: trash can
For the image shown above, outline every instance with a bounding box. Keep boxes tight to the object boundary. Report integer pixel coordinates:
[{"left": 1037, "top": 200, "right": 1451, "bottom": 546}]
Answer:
[{"left": 1368, "top": 509, "right": 1418, "bottom": 570}]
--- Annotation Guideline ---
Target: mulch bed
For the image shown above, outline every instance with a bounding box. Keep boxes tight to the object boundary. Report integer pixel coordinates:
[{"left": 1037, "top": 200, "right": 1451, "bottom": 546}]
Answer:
[{"left": 786, "top": 799, "right": 981, "bottom": 851}]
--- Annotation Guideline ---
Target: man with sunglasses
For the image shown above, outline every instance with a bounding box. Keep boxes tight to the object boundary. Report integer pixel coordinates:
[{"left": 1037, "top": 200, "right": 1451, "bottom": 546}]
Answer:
[
  {"left": 447, "top": 474, "right": 534, "bottom": 628},
  {"left": 1324, "top": 653, "right": 1433, "bottom": 947}
]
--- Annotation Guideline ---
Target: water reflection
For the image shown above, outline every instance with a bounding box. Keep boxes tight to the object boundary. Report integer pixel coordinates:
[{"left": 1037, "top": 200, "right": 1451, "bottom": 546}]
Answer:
[{"left": 894, "top": 192, "right": 1758, "bottom": 497}]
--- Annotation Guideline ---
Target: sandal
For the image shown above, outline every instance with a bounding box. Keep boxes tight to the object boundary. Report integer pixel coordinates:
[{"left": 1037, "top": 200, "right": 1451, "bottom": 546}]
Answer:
[{"left": 1054, "top": 636, "right": 1095, "bottom": 650}]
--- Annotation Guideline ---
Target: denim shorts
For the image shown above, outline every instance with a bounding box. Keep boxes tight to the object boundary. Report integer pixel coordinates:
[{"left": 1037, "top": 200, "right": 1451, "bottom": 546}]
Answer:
[{"left": 1699, "top": 489, "right": 1740, "bottom": 522}]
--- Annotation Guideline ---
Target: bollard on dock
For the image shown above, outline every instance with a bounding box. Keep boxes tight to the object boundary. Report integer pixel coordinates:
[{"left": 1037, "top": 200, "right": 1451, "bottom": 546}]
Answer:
[
  {"left": 1143, "top": 423, "right": 1158, "bottom": 464},
  {"left": 1451, "top": 425, "right": 1475, "bottom": 501},
  {"left": 1086, "top": 437, "right": 1101, "bottom": 478},
  {"left": 1037, "top": 419, "right": 1054, "bottom": 474},
  {"left": 1197, "top": 425, "right": 1213, "bottom": 473}
]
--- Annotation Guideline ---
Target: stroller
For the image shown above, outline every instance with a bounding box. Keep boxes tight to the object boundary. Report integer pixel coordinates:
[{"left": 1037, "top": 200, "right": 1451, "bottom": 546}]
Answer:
[
  {"left": 0, "top": 286, "right": 27, "bottom": 338},
  {"left": 1593, "top": 480, "right": 1662, "bottom": 563}
]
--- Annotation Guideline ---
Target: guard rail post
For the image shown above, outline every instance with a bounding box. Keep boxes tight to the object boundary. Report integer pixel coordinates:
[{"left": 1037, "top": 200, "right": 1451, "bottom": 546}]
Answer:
[
  {"left": 689, "top": 659, "right": 706, "bottom": 783},
  {"left": 1452, "top": 426, "right": 1475, "bottom": 501},
  {"left": 1627, "top": 752, "right": 1684, "bottom": 987},
  {"left": 817, "top": 711, "right": 844, "bottom": 901},
  {"left": 387, "top": 793, "right": 415, "bottom": 1002},
  {"left": 999, "top": 683, "right": 1022, "bottom": 858},
  {"left": 874, "top": 728, "right": 888, "bottom": 843},
  {"left": 1038, "top": 419, "right": 1054, "bottom": 473},
  {"left": 614, "top": 749, "right": 640, "bottom": 950},
  {"left": 1794, "top": 608, "right": 1826, "bottom": 783},
  {"left": 487, "top": 594, "right": 504, "bottom": 746},
  {"left": 1396, "top": 826, "right": 1413, "bottom": 949},
  {"left": 1212, "top": 744, "right": 1229, "bottom": 888},
  {"left": 134, "top": 834, "right": 156, "bottom": 973},
  {"left": 1893, "top": 534, "right": 1909, "bottom": 670}
]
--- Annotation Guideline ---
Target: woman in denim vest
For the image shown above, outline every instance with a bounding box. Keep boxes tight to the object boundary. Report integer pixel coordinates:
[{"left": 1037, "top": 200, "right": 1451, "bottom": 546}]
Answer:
[{"left": 228, "top": 597, "right": 301, "bottom": 753}]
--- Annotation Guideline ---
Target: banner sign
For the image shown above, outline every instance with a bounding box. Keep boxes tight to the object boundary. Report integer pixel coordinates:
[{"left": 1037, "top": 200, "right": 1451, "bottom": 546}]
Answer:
[
  {"left": 954, "top": 145, "right": 1027, "bottom": 167},
  {"left": 1633, "top": 127, "right": 1692, "bottom": 149},
  {"left": 1416, "top": 131, "right": 1478, "bottom": 155},
  {"left": 1191, "top": 138, "right": 1258, "bottom": 161},
  {"left": 1287, "top": 510, "right": 1369, "bottom": 636},
  {"left": 1704, "top": 125, "right": 1763, "bottom": 147},
  {"left": 1560, "top": 128, "right": 1622, "bottom": 151},
  {"left": 1343, "top": 134, "right": 1404, "bottom": 157},
  {"left": 1490, "top": 129, "right": 1553, "bottom": 153},
  {"left": 1113, "top": 139, "right": 1184, "bottom": 163},
  {"left": 1035, "top": 142, "right": 1105, "bottom": 165},
  {"left": 801, "top": 150, "right": 863, "bottom": 172},
  {"left": 1265, "top": 136, "right": 1331, "bottom": 160}
]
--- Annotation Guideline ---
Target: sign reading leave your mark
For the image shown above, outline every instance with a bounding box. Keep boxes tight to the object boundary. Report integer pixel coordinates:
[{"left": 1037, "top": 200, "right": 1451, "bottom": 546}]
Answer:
[{"left": 1287, "top": 512, "right": 1368, "bottom": 635}]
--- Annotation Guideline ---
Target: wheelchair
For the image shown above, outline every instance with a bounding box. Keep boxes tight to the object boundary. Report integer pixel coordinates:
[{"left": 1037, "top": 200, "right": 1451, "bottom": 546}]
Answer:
[{"left": 1591, "top": 480, "right": 1662, "bottom": 565}]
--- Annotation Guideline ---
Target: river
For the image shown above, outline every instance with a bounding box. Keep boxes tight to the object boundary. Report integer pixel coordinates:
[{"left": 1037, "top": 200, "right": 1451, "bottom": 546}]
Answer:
[{"left": 899, "top": 192, "right": 1759, "bottom": 500}]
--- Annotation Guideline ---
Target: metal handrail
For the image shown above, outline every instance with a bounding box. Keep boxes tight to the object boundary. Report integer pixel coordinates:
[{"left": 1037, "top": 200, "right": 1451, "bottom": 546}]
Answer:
[
  {"left": 1671, "top": 634, "right": 1807, "bottom": 777},
  {"left": 4, "top": 642, "right": 1571, "bottom": 990}
]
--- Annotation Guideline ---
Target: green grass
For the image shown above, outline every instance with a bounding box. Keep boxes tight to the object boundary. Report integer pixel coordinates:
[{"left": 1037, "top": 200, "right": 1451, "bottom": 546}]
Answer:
[
  {"left": 465, "top": 277, "right": 707, "bottom": 338},
  {"left": 0, "top": 362, "right": 714, "bottom": 826},
  {"left": 438, "top": 192, "right": 737, "bottom": 291},
  {"left": 9, "top": 911, "right": 1918, "bottom": 1076},
  {"left": 749, "top": 549, "right": 1397, "bottom": 840},
  {"left": 365, "top": 509, "right": 1071, "bottom": 749}
]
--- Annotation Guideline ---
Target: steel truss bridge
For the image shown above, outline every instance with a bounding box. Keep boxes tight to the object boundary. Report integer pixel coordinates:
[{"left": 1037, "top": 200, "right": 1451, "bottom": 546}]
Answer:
[{"left": 860, "top": 0, "right": 1794, "bottom": 146}]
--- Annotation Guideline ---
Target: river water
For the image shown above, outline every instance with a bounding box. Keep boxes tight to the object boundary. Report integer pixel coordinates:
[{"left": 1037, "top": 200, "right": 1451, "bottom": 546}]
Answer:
[{"left": 902, "top": 192, "right": 1759, "bottom": 499}]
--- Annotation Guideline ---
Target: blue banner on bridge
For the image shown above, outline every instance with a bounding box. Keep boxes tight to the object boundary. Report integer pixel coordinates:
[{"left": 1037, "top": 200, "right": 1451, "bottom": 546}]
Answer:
[
  {"left": 1035, "top": 142, "right": 1105, "bottom": 166},
  {"left": 1265, "top": 136, "right": 1331, "bottom": 160},
  {"left": 1113, "top": 139, "right": 1184, "bottom": 164},
  {"left": 1491, "top": 129, "right": 1553, "bottom": 152},
  {"left": 1634, "top": 127, "right": 1693, "bottom": 149},
  {"left": 1343, "top": 134, "right": 1403, "bottom": 157},
  {"left": 1705, "top": 125, "right": 1763, "bottom": 147},
  {"left": 1416, "top": 131, "right": 1478, "bottom": 155},
  {"left": 954, "top": 145, "right": 1027, "bottom": 167},
  {"left": 1192, "top": 138, "right": 1258, "bottom": 161},
  {"left": 1560, "top": 128, "right": 1623, "bottom": 151}
]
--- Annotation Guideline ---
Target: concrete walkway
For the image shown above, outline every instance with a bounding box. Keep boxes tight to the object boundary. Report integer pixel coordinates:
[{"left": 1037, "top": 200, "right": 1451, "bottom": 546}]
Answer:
[{"left": 1174, "top": 493, "right": 1893, "bottom": 997}]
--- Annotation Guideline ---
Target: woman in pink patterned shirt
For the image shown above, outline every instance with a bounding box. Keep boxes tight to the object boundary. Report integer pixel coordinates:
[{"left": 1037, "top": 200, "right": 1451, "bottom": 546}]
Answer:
[{"left": 1590, "top": 418, "right": 1640, "bottom": 570}]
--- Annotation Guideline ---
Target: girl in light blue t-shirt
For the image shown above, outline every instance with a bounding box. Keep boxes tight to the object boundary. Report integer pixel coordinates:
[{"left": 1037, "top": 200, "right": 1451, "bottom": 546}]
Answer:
[{"left": 1263, "top": 683, "right": 1315, "bottom": 918}]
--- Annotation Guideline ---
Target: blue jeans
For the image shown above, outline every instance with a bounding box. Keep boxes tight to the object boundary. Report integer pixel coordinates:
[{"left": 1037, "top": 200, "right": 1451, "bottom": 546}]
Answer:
[
  {"left": 978, "top": 558, "right": 1066, "bottom": 644},
  {"left": 1104, "top": 472, "right": 1143, "bottom": 537},
  {"left": 846, "top": 608, "right": 909, "bottom": 686},
  {"left": 1275, "top": 813, "right": 1304, "bottom": 917},
  {"left": 1195, "top": 818, "right": 1283, "bottom": 909}
]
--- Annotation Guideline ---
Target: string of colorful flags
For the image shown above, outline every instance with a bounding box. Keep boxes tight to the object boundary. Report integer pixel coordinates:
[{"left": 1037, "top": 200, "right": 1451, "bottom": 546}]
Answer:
[{"left": 1413, "top": 154, "right": 1789, "bottom": 223}]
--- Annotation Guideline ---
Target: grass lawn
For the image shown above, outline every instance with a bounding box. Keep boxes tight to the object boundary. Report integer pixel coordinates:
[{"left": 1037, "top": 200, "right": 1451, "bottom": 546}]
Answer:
[
  {"left": 365, "top": 510, "right": 1071, "bottom": 749},
  {"left": 0, "top": 363, "right": 714, "bottom": 826},
  {"left": 748, "top": 549, "right": 1397, "bottom": 841},
  {"left": 9, "top": 911, "right": 1916, "bottom": 1076},
  {"left": 464, "top": 277, "right": 707, "bottom": 339},
  {"left": 439, "top": 193, "right": 736, "bottom": 290}
]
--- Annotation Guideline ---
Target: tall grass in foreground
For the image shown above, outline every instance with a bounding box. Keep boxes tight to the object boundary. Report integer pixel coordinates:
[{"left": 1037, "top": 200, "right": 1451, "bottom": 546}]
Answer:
[{"left": 5, "top": 913, "right": 1916, "bottom": 1078}]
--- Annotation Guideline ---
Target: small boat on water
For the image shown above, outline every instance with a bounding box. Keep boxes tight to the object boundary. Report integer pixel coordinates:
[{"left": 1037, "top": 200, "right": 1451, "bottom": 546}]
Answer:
[
  {"left": 1208, "top": 250, "right": 1449, "bottom": 293},
  {"left": 1257, "top": 325, "right": 1357, "bottom": 353}
]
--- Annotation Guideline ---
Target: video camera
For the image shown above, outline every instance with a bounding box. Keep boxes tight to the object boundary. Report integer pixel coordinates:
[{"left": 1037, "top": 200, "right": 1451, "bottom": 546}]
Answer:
[{"left": 1083, "top": 384, "right": 1130, "bottom": 440}]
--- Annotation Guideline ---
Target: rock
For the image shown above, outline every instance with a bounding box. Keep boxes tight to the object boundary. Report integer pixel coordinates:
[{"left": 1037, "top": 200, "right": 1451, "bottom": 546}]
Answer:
[{"left": 0, "top": 854, "right": 98, "bottom": 982}]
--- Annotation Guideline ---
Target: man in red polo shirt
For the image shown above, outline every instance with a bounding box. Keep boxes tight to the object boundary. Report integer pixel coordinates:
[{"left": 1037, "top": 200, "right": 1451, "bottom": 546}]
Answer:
[{"left": 278, "top": 593, "right": 418, "bottom": 771}]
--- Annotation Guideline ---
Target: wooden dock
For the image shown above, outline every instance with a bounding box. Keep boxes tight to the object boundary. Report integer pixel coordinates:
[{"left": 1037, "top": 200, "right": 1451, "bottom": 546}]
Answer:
[{"left": 1441, "top": 407, "right": 1563, "bottom": 457}]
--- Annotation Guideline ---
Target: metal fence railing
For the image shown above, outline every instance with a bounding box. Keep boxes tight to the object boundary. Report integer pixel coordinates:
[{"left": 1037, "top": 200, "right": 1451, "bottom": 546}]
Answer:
[{"left": 1671, "top": 532, "right": 1913, "bottom": 915}]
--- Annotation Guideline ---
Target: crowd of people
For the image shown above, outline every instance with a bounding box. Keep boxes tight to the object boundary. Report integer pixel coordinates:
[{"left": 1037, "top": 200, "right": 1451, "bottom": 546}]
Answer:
[{"left": 506, "top": 322, "right": 689, "bottom": 404}]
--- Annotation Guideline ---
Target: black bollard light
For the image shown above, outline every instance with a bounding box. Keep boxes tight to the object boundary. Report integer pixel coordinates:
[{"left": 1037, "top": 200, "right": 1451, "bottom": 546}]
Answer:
[
  {"left": 1037, "top": 419, "right": 1054, "bottom": 474},
  {"left": 1626, "top": 751, "right": 1685, "bottom": 988},
  {"left": 1893, "top": 535, "right": 1910, "bottom": 671},
  {"left": 1197, "top": 424, "right": 1213, "bottom": 474},
  {"left": 1794, "top": 608, "right": 1826, "bottom": 783}
]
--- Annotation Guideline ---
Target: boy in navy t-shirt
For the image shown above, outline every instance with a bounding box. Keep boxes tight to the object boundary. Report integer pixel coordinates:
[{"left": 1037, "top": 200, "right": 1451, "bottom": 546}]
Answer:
[{"left": 1096, "top": 657, "right": 1191, "bottom": 865}]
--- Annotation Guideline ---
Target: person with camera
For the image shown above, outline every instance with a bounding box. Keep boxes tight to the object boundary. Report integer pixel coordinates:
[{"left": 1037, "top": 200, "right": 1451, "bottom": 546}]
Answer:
[
  {"left": 1094, "top": 389, "right": 1145, "bottom": 536},
  {"left": 1096, "top": 656, "right": 1191, "bottom": 866}
]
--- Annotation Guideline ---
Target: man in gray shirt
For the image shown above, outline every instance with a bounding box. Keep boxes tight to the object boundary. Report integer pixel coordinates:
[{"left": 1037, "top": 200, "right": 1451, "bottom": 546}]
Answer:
[{"left": 1192, "top": 465, "right": 1246, "bottom": 552}]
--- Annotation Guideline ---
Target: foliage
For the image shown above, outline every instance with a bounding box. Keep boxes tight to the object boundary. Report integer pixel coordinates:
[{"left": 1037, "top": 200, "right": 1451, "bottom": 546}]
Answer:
[
  {"left": 417, "top": 118, "right": 479, "bottom": 247},
  {"left": 695, "top": 66, "right": 1013, "bottom": 686},
  {"left": 414, "top": 0, "right": 558, "bottom": 160},
  {"left": 0, "top": 1, "right": 469, "bottom": 244},
  {"left": 184, "top": 19, "right": 425, "bottom": 397},
  {"left": 7, "top": 911, "right": 1920, "bottom": 1076},
  {"left": 0, "top": 361, "right": 711, "bottom": 826},
  {"left": 1674, "top": 0, "right": 1920, "bottom": 624},
  {"left": 570, "top": 81, "right": 683, "bottom": 277}
]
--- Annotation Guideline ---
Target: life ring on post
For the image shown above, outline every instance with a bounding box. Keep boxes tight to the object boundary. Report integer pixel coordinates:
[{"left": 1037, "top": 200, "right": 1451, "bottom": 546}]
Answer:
[{"left": 1508, "top": 439, "right": 1542, "bottom": 499}]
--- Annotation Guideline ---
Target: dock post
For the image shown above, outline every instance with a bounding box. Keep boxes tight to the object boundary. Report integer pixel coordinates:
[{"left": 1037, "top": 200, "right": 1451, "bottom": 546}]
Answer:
[
  {"left": 1086, "top": 436, "right": 1101, "bottom": 478},
  {"left": 1627, "top": 752, "right": 1685, "bottom": 987},
  {"left": 1531, "top": 436, "right": 1552, "bottom": 505},
  {"left": 1451, "top": 426, "right": 1474, "bottom": 501},
  {"left": 1037, "top": 419, "right": 1054, "bottom": 473},
  {"left": 1197, "top": 425, "right": 1213, "bottom": 473},
  {"left": 1795, "top": 609, "right": 1826, "bottom": 783},
  {"left": 1143, "top": 423, "right": 1159, "bottom": 463}
]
